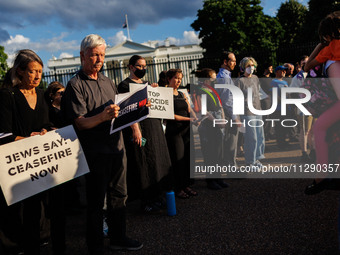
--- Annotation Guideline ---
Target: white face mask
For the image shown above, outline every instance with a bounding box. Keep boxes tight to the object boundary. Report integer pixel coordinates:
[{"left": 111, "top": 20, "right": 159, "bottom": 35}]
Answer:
[{"left": 245, "top": 66, "right": 255, "bottom": 74}]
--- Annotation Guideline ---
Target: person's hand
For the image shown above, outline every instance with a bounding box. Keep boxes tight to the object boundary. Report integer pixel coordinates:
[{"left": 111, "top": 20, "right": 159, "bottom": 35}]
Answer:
[
  {"left": 132, "top": 127, "right": 142, "bottom": 147},
  {"left": 235, "top": 118, "right": 242, "bottom": 128},
  {"left": 146, "top": 100, "right": 151, "bottom": 107},
  {"left": 150, "top": 83, "right": 159, "bottom": 88},
  {"left": 193, "top": 121, "right": 201, "bottom": 127},
  {"left": 30, "top": 128, "right": 47, "bottom": 136},
  {"left": 103, "top": 104, "right": 120, "bottom": 121}
]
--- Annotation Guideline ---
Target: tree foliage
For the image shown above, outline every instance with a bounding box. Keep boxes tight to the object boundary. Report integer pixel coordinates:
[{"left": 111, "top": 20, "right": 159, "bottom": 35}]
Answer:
[
  {"left": 0, "top": 46, "right": 8, "bottom": 79},
  {"left": 276, "top": 0, "right": 307, "bottom": 45},
  {"left": 298, "top": 0, "right": 340, "bottom": 42},
  {"left": 191, "top": 0, "right": 283, "bottom": 55}
]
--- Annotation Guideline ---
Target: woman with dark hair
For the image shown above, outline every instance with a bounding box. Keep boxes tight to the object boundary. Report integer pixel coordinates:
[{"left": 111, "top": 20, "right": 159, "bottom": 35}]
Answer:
[
  {"left": 166, "top": 68, "right": 198, "bottom": 198},
  {"left": 195, "top": 68, "right": 229, "bottom": 190},
  {"left": 0, "top": 49, "right": 65, "bottom": 255},
  {"left": 118, "top": 55, "right": 173, "bottom": 214},
  {"left": 45, "top": 81, "right": 65, "bottom": 128},
  {"left": 158, "top": 70, "right": 168, "bottom": 87}
]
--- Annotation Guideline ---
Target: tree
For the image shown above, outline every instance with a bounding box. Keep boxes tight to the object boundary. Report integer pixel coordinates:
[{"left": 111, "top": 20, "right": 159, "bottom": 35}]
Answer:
[
  {"left": 0, "top": 46, "right": 8, "bottom": 79},
  {"left": 298, "top": 0, "right": 340, "bottom": 43},
  {"left": 191, "top": 0, "right": 283, "bottom": 56},
  {"left": 276, "top": 0, "right": 307, "bottom": 45}
]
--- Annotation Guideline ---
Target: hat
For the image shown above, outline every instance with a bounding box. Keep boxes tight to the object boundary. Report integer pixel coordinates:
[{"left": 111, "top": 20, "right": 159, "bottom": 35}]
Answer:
[{"left": 275, "top": 65, "right": 288, "bottom": 72}]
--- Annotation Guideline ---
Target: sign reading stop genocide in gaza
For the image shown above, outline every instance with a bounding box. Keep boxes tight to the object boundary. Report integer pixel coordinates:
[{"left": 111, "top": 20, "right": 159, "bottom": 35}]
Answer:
[
  {"left": 0, "top": 125, "right": 90, "bottom": 205},
  {"left": 129, "top": 84, "right": 175, "bottom": 119}
]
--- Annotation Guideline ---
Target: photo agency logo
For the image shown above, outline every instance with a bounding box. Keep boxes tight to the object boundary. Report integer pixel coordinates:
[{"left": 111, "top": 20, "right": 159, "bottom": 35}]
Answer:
[{"left": 195, "top": 78, "right": 312, "bottom": 129}]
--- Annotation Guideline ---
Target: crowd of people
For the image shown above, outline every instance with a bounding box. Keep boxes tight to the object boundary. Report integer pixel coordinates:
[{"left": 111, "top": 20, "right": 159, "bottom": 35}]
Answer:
[{"left": 0, "top": 10, "right": 340, "bottom": 255}]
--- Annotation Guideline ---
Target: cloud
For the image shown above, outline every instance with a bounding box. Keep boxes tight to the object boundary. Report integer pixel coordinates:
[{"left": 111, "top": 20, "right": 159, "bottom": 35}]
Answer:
[
  {"left": 108, "top": 31, "right": 127, "bottom": 46},
  {"left": 3, "top": 33, "right": 79, "bottom": 65},
  {"left": 155, "top": 31, "right": 201, "bottom": 46},
  {"left": 180, "top": 31, "right": 202, "bottom": 45},
  {"left": 59, "top": 52, "right": 74, "bottom": 59},
  {"left": 0, "top": 0, "right": 202, "bottom": 33}
]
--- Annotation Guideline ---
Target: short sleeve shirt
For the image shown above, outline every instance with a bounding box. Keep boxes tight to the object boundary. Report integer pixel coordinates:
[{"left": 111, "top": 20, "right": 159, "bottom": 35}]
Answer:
[
  {"left": 235, "top": 75, "right": 261, "bottom": 116},
  {"left": 269, "top": 78, "right": 288, "bottom": 112},
  {"left": 61, "top": 69, "right": 124, "bottom": 157}
]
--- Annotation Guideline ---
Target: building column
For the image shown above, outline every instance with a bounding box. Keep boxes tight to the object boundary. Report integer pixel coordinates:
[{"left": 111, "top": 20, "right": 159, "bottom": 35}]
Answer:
[
  {"left": 153, "top": 56, "right": 158, "bottom": 84},
  {"left": 103, "top": 62, "right": 107, "bottom": 77},
  {"left": 119, "top": 60, "right": 124, "bottom": 82}
]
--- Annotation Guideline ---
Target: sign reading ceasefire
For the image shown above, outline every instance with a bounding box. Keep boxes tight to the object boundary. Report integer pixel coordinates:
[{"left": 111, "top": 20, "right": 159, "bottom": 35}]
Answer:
[{"left": 0, "top": 125, "right": 90, "bottom": 205}]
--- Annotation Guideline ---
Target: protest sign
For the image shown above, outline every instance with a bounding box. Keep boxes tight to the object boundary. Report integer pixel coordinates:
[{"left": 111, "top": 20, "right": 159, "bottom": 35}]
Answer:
[
  {"left": 178, "top": 88, "right": 192, "bottom": 106},
  {"left": 0, "top": 125, "right": 90, "bottom": 205},
  {"left": 130, "top": 84, "right": 174, "bottom": 119},
  {"left": 110, "top": 86, "right": 149, "bottom": 134}
]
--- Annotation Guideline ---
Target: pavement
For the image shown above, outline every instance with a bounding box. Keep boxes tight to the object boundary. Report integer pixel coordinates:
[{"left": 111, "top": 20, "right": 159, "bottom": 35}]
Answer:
[{"left": 32, "top": 138, "right": 339, "bottom": 254}]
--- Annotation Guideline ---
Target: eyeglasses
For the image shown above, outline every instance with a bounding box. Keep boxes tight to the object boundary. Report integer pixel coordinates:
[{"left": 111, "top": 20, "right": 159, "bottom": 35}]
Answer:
[
  {"left": 134, "top": 65, "right": 147, "bottom": 70},
  {"left": 57, "top": 91, "right": 64, "bottom": 96}
]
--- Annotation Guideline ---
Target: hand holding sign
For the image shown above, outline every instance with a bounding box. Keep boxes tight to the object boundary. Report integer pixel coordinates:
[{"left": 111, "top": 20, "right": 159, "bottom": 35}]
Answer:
[
  {"left": 103, "top": 104, "right": 120, "bottom": 121},
  {"left": 30, "top": 128, "right": 48, "bottom": 137}
]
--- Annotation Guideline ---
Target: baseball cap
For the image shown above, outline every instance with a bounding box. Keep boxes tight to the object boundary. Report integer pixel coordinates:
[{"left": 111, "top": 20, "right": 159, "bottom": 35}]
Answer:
[{"left": 275, "top": 65, "right": 288, "bottom": 72}]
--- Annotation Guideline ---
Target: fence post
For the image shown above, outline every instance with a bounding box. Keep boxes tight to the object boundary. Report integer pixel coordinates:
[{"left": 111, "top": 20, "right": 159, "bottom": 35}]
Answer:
[
  {"left": 167, "top": 54, "right": 170, "bottom": 70},
  {"left": 54, "top": 67, "right": 57, "bottom": 82}
]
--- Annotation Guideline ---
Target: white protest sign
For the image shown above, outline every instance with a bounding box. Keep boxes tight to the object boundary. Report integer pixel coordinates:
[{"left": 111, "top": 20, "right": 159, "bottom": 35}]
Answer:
[
  {"left": 0, "top": 125, "right": 90, "bottom": 205},
  {"left": 129, "top": 84, "right": 174, "bottom": 119},
  {"left": 178, "top": 88, "right": 192, "bottom": 106}
]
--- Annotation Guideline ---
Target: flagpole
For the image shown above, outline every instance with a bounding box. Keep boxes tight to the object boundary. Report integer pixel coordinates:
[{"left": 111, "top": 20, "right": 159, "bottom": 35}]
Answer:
[{"left": 126, "top": 14, "right": 130, "bottom": 40}]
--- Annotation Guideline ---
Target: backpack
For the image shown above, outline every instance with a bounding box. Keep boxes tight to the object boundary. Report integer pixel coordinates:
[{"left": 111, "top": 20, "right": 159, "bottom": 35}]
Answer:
[{"left": 299, "top": 65, "right": 338, "bottom": 118}]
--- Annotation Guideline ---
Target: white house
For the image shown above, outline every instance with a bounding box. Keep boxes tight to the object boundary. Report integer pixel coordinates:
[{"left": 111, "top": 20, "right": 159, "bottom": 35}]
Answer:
[{"left": 47, "top": 39, "right": 205, "bottom": 85}]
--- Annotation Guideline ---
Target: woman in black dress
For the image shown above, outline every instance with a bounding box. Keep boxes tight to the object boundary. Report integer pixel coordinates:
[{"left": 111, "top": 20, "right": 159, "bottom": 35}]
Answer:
[
  {"left": 0, "top": 49, "right": 65, "bottom": 255},
  {"left": 166, "top": 69, "right": 198, "bottom": 199},
  {"left": 118, "top": 55, "right": 173, "bottom": 214}
]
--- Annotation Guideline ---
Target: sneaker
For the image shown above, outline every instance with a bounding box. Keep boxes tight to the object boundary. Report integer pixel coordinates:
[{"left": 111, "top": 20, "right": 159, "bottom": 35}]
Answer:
[
  {"left": 215, "top": 180, "right": 229, "bottom": 188},
  {"left": 152, "top": 197, "right": 167, "bottom": 209},
  {"left": 246, "top": 164, "right": 260, "bottom": 172},
  {"left": 207, "top": 181, "right": 222, "bottom": 190},
  {"left": 141, "top": 201, "right": 162, "bottom": 214},
  {"left": 254, "top": 160, "right": 263, "bottom": 170},
  {"left": 110, "top": 236, "right": 143, "bottom": 251}
]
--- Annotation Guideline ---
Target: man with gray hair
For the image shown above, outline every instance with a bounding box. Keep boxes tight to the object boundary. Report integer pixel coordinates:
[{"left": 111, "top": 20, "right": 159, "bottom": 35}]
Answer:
[{"left": 61, "top": 34, "right": 143, "bottom": 254}]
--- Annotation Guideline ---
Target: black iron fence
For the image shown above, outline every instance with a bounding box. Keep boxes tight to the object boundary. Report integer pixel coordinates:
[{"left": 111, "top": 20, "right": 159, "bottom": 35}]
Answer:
[{"left": 39, "top": 41, "right": 319, "bottom": 89}]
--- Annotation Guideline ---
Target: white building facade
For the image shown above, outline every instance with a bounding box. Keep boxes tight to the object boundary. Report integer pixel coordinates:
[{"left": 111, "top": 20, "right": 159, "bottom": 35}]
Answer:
[{"left": 47, "top": 39, "right": 205, "bottom": 86}]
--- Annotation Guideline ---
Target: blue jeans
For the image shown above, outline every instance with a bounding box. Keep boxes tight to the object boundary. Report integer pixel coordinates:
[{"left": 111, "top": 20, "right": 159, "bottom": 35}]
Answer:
[{"left": 240, "top": 115, "right": 265, "bottom": 165}]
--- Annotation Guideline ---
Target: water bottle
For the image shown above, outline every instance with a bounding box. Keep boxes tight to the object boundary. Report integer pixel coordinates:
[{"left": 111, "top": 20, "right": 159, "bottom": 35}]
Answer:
[
  {"left": 166, "top": 191, "right": 176, "bottom": 216},
  {"left": 103, "top": 216, "right": 108, "bottom": 237}
]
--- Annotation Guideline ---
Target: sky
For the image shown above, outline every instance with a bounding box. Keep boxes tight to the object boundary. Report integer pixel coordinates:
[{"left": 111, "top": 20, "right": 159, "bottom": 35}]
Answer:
[{"left": 0, "top": 0, "right": 308, "bottom": 71}]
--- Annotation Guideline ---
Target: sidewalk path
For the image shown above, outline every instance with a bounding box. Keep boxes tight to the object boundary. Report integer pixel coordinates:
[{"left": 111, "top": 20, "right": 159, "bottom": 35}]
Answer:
[{"left": 40, "top": 138, "right": 340, "bottom": 255}]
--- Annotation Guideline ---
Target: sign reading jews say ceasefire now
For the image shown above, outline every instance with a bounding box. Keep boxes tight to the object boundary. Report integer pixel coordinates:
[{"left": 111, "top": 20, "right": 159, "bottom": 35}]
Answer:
[
  {"left": 129, "top": 84, "right": 174, "bottom": 119},
  {"left": 0, "top": 125, "right": 90, "bottom": 206}
]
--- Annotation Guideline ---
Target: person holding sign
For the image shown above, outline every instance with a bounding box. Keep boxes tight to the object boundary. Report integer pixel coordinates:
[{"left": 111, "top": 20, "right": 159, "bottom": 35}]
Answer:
[
  {"left": 166, "top": 69, "right": 199, "bottom": 199},
  {"left": 0, "top": 50, "right": 63, "bottom": 255},
  {"left": 61, "top": 35, "right": 142, "bottom": 253},
  {"left": 118, "top": 55, "right": 173, "bottom": 214}
]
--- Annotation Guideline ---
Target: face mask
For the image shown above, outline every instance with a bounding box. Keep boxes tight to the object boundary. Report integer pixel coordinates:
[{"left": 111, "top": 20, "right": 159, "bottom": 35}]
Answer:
[
  {"left": 134, "top": 68, "right": 146, "bottom": 79},
  {"left": 245, "top": 66, "right": 255, "bottom": 75}
]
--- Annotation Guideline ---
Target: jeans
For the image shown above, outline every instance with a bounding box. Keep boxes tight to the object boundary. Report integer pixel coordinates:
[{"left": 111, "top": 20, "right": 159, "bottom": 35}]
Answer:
[{"left": 240, "top": 115, "right": 265, "bottom": 165}]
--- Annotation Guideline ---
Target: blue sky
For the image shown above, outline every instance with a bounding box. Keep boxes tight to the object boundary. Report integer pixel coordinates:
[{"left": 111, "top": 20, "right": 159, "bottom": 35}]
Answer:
[{"left": 0, "top": 0, "right": 308, "bottom": 71}]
